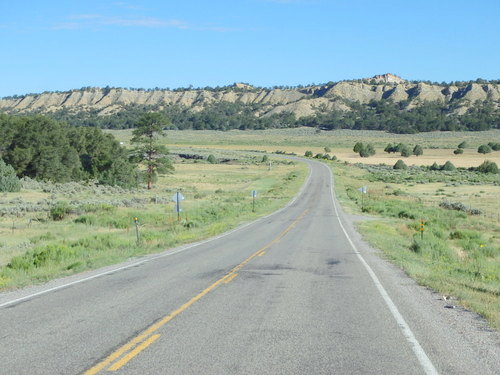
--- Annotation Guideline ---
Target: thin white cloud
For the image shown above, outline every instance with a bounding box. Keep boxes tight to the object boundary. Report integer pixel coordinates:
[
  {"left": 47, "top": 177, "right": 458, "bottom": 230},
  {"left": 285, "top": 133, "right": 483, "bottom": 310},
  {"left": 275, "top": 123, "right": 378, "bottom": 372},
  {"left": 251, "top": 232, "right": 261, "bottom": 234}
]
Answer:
[{"left": 52, "top": 14, "right": 234, "bottom": 31}]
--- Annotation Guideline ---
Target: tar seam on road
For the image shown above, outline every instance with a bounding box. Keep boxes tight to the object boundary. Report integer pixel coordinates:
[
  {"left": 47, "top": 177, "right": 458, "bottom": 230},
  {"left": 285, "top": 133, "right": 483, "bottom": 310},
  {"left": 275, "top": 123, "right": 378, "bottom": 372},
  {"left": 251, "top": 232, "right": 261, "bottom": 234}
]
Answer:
[
  {"left": 0, "top": 164, "right": 314, "bottom": 311},
  {"left": 324, "top": 163, "right": 439, "bottom": 375},
  {"left": 82, "top": 209, "right": 309, "bottom": 374}
]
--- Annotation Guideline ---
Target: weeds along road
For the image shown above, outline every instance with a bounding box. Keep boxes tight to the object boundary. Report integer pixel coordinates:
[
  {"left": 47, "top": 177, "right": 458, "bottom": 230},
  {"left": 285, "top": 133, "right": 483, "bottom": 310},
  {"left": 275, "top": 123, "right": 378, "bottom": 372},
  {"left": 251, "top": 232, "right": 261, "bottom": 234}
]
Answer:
[{"left": 0, "top": 160, "right": 497, "bottom": 375}]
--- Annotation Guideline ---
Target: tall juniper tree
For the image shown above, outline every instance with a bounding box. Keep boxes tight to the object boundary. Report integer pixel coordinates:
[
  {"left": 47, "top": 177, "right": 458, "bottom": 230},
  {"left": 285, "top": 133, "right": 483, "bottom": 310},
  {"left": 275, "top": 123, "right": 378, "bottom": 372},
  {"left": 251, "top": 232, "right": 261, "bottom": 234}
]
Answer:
[{"left": 130, "top": 112, "right": 174, "bottom": 189}]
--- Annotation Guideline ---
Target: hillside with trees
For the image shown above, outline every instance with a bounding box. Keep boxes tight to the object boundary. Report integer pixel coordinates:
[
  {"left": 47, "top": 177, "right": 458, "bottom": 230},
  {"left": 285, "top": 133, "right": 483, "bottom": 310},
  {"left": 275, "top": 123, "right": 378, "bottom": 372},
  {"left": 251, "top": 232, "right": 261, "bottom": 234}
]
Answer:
[{"left": 0, "top": 75, "right": 498, "bottom": 133}]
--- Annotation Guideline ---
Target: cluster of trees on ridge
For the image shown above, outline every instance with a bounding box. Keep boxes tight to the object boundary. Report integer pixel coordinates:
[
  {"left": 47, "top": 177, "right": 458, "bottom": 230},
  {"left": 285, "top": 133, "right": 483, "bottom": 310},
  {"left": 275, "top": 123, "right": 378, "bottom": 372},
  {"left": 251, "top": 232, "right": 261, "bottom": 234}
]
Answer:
[
  {"left": 4, "top": 78, "right": 499, "bottom": 100},
  {"left": 43, "top": 99, "right": 499, "bottom": 133},
  {"left": 0, "top": 113, "right": 173, "bottom": 190}
]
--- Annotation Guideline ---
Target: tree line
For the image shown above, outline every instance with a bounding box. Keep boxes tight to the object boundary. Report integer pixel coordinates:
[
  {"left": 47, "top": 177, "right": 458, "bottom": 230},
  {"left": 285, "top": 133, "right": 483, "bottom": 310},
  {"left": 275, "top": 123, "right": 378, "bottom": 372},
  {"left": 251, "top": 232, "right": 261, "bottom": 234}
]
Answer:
[
  {"left": 43, "top": 98, "right": 499, "bottom": 134},
  {"left": 0, "top": 113, "right": 173, "bottom": 190}
]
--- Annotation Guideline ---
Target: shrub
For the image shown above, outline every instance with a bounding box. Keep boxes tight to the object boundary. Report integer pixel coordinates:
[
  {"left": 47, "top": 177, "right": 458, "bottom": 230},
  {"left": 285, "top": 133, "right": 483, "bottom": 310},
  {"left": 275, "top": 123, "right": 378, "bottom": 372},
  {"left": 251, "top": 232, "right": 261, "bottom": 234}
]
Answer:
[
  {"left": 324, "top": 146, "right": 331, "bottom": 153},
  {"left": 261, "top": 155, "right": 269, "bottom": 163},
  {"left": 304, "top": 150, "right": 313, "bottom": 157},
  {"left": 441, "top": 161, "right": 456, "bottom": 171},
  {"left": 0, "top": 160, "right": 21, "bottom": 192},
  {"left": 413, "top": 145, "right": 423, "bottom": 156},
  {"left": 384, "top": 143, "right": 396, "bottom": 153},
  {"left": 400, "top": 145, "right": 412, "bottom": 157},
  {"left": 429, "top": 162, "right": 440, "bottom": 171},
  {"left": 477, "top": 160, "right": 499, "bottom": 174},
  {"left": 359, "top": 143, "right": 375, "bottom": 157},
  {"left": 353, "top": 142, "right": 364, "bottom": 153},
  {"left": 453, "top": 148, "right": 464, "bottom": 155},
  {"left": 393, "top": 160, "right": 408, "bottom": 170},
  {"left": 458, "top": 141, "right": 468, "bottom": 149},
  {"left": 478, "top": 144, "right": 492, "bottom": 154},
  {"left": 488, "top": 142, "right": 500, "bottom": 151},
  {"left": 50, "top": 201, "right": 69, "bottom": 221},
  {"left": 398, "top": 210, "right": 416, "bottom": 219},
  {"left": 207, "top": 154, "right": 217, "bottom": 164}
]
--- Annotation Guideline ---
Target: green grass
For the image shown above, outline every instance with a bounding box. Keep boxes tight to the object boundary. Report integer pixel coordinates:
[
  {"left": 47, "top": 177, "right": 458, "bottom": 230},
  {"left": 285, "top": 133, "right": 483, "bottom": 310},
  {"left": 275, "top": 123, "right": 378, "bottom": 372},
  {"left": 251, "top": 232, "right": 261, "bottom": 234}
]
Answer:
[
  {"left": 329, "top": 160, "right": 500, "bottom": 329},
  {"left": 0, "top": 155, "right": 307, "bottom": 290}
]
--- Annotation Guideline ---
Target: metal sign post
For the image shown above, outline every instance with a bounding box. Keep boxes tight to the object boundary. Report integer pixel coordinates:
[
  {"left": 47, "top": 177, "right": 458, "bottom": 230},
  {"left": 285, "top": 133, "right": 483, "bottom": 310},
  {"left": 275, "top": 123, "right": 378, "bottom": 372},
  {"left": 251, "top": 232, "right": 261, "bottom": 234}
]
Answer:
[
  {"left": 251, "top": 190, "right": 257, "bottom": 212},
  {"left": 172, "top": 192, "right": 185, "bottom": 222},
  {"left": 358, "top": 186, "right": 367, "bottom": 210}
]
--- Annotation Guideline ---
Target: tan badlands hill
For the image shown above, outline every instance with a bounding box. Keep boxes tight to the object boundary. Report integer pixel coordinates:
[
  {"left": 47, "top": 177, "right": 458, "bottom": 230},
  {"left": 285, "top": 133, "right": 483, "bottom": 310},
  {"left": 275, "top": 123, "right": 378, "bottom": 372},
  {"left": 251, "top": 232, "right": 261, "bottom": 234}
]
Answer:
[{"left": 0, "top": 74, "right": 498, "bottom": 118}]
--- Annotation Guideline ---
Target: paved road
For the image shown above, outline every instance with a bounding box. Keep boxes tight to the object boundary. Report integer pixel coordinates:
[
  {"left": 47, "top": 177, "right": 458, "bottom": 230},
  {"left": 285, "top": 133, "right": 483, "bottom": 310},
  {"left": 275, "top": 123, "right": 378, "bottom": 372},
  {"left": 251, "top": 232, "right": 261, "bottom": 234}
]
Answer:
[{"left": 0, "top": 160, "right": 497, "bottom": 374}]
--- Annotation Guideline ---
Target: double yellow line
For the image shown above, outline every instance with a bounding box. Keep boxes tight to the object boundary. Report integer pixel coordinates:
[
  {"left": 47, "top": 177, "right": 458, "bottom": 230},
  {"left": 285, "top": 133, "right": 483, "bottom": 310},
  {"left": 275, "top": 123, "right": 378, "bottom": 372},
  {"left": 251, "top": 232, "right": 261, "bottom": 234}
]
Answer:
[{"left": 84, "top": 209, "right": 308, "bottom": 374}]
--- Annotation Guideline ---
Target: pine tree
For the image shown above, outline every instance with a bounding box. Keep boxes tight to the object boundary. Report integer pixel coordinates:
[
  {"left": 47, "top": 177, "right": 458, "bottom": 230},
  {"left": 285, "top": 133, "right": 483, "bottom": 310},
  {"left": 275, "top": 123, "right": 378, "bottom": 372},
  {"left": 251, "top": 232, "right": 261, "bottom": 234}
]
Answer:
[{"left": 130, "top": 113, "right": 174, "bottom": 189}]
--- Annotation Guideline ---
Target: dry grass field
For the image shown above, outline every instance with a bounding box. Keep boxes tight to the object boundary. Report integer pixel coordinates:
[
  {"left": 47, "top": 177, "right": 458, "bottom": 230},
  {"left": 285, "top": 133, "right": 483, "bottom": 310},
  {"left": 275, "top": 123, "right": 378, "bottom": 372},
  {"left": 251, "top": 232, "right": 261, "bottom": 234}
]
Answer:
[{"left": 110, "top": 127, "right": 500, "bottom": 168}]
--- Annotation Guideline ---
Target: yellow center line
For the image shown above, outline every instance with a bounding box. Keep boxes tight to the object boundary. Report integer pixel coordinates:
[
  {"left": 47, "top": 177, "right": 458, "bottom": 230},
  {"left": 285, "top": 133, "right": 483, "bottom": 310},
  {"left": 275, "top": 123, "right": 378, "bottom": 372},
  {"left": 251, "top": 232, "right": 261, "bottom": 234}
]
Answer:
[
  {"left": 83, "top": 209, "right": 309, "bottom": 374},
  {"left": 107, "top": 334, "right": 161, "bottom": 372},
  {"left": 223, "top": 273, "right": 238, "bottom": 284}
]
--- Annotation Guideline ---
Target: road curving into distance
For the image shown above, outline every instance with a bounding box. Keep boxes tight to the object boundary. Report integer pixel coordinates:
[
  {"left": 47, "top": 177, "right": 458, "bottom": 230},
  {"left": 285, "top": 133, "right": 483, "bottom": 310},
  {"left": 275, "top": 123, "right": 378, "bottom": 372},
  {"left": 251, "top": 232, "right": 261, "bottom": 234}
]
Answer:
[{"left": 0, "top": 159, "right": 497, "bottom": 374}]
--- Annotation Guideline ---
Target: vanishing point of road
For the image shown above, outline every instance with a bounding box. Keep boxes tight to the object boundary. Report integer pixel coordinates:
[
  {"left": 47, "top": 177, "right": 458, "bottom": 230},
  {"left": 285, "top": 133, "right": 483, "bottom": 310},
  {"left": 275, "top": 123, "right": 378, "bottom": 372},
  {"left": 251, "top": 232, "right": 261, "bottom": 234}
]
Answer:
[{"left": 0, "top": 160, "right": 497, "bottom": 374}]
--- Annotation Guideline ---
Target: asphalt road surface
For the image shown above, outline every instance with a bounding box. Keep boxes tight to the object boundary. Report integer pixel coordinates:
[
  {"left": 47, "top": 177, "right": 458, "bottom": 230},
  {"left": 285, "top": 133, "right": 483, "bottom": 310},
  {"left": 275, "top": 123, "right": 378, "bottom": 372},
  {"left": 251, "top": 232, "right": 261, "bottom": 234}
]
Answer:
[{"left": 0, "top": 160, "right": 498, "bottom": 374}]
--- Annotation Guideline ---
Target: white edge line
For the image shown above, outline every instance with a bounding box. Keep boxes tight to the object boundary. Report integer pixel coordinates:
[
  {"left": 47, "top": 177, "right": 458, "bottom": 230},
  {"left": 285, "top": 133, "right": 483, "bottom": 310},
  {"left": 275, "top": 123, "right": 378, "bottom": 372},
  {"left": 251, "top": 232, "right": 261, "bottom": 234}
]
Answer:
[
  {"left": 324, "top": 162, "right": 439, "bottom": 375},
  {"left": 0, "top": 162, "right": 313, "bottom": 309}
]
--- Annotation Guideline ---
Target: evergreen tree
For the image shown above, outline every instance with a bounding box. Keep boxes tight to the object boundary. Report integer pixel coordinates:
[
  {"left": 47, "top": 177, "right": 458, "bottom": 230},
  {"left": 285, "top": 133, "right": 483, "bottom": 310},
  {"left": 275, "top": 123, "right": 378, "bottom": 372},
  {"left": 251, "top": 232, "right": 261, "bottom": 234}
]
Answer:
[
  {"left": 488, "top": 142, "right": 500, "bottom": 151},
  {"left": 413, "top": 145, "right": 423, "bottom": 156},
  {"left": 130, "top": 113, "right": 174, "bottom": 189},
  {"left": 441, "top": 161, "right": 456, "bottom": 171},
  {"left": 393, "top": 160, "right": 408, "bottom": 170},
  {"left": 353, "top": 142, "right": 364, "bottom": 153},
  {"left": 400, "top": 145, "right": 412, "bottom": 157},
  {"left": 359, "top": 143, "right": 375, "bottom": 157},
  {"left": 430, "top": 162, "right": 440, "bottom": 171},
  {"left": 477, "top": 160, "right": 498, "bottom": 174},
  {"left": 384, "top": 143, "right": 395, "bottom": 153},
  {"left": 478, "top": 144, "right": 492, "bottom": 154}
]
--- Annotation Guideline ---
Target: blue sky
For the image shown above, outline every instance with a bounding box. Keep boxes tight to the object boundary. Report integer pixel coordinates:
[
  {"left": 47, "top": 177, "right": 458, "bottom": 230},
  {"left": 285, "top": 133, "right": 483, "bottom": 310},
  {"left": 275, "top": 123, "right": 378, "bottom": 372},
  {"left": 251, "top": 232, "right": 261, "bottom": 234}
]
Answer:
[{"left": 1, "top": 0, "right": 498, "bottom": 97}]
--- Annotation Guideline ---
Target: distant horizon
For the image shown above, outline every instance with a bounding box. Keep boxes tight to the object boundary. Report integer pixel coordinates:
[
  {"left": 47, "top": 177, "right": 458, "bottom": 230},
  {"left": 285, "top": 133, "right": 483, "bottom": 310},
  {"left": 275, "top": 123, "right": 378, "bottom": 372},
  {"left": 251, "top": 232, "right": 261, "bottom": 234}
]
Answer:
[
  {"left": 1, "top": 1, "right": 499, "bottom": 98},
  {"left": 2, "top": 73, "right": 499, "bottom": 99}
]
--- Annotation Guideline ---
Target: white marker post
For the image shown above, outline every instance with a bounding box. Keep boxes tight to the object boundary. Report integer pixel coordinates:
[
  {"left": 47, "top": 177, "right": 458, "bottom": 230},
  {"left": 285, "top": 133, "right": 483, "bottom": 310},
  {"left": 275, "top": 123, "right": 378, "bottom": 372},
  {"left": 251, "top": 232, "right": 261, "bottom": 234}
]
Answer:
[{"left": 358, "top": 186, "right": 367, "bottom": 211}]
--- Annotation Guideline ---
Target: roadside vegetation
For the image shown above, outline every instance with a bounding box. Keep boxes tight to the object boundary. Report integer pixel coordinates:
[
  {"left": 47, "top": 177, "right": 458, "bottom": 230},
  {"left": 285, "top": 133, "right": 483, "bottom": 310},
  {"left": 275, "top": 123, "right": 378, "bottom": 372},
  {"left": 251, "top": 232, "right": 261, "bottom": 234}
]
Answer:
[
  {"left": 0, "top": 151, "right": 306, "bottom": 289},
  {"left": 325, "top": 158, "right": 499, "bottom": 329},
  {"left": 1, "top": 121, "right": 498, "bottom": 329}
]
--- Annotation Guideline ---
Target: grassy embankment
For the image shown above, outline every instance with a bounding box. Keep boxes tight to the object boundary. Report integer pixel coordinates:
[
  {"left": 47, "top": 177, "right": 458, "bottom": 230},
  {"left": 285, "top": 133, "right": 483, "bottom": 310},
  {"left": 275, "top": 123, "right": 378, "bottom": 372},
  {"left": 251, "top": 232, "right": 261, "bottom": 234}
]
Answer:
[
  {"left": 0, "top": 151, "right": 307, "bottom": 290},
  {"left": 329, "top": 160, "right": 499, "bottom": 329}
]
